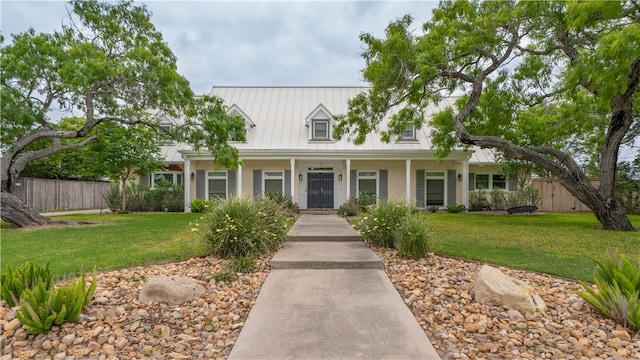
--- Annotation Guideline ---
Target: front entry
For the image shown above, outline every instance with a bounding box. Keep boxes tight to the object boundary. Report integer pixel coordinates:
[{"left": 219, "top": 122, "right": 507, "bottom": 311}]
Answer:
[{"left": 307, "top": 173, "right": 334, "bottom": 208}]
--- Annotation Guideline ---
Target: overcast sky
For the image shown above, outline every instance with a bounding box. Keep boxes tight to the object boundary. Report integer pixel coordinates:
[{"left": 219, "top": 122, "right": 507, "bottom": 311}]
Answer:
[{"left": 1, "top": 0, "right": 435, "bottom": 95}]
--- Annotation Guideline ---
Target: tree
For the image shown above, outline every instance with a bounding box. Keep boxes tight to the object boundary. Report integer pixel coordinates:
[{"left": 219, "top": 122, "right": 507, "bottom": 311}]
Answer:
[
  {"left": 334, "top": 0, "right": 639, "bottom": 231},
  {"left": 88, "top": 123, "right": 166, "bottom": 212},
  {"left": 20, "top": 117, "right": 103, "bottom": 181},
  {"left": 1, "top": 0, "right": 245, "bottom": 227}
]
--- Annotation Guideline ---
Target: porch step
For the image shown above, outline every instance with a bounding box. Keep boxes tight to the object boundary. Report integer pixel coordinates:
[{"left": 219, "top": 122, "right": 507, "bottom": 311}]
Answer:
[
  {"left": 300, "top": 208, "right": 337, "bottom": 215},
  {"left": 270, "top": 242, "right": 383, "bottom": 269},
  {"left": 287, "top": 214, "right": 362, "bottom": 242}
]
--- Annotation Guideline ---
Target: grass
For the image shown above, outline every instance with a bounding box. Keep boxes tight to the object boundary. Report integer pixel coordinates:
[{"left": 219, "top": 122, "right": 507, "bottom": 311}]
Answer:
[
  {"left": 423, "top": 212, "right": 640, "bottom": 282},
  {"left": 1, "top": 212, "right": 639, "bottom": 283},
  {"left": 1, "top": 213, "right": 207, "bottom": 278}
]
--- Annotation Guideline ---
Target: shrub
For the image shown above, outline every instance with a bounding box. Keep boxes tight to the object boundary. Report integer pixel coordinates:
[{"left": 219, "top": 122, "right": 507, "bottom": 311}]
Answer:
[
  {"left": 356, "top": 192, "right": 377, "bottom": 212},
  {"left": 1, "top": 262, "right": 54, "bottom": 307},
  {"left": 356, "top": 201, "right": 414, "bottom": 248},
  {"left": 338, "top": 198, "right": 361, "bottom": 217},
  {"left": 469, "top": 190, "right": 490, "bottom": 211},
  {"left": 15, "top": 270, "right": 96, "bottom": 334},
  {"left": 264, "top": 192, "right": 299, "bottom": 219},
  {"left": 490, "top": 188, "right": 507, "bottom": 211},
  {"left": 577, "top": 255, "right": 640, "bottom": 330},
  {"left": 103, "top": 184, "right": 122, "bottom": 212},
  {"left": 445, "top": 204, "right": 466, "bottom": 213},
  {"left": 506, "top": 185, "right": 541, "bottom": 208},
  {"left": 196, "top": 196, "right": 290, "bottom": 258},
  {"left": 190, "top": 199, "right": 213, "bottom": 213},
  {"left": 227, "top": 256, "right": 256, "bottom": 273},
  {"left": 393, "top": 216, "right": 429, "bottom": 259},
  {"left": 428, "top": 206, "right": 439, "bottom": 213}
]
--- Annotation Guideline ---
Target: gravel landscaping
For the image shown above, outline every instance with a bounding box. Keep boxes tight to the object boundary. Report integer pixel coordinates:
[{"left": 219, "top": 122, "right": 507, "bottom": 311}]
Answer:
[{"left": 2, "top": 249, "right": 639, "bottom": 359}]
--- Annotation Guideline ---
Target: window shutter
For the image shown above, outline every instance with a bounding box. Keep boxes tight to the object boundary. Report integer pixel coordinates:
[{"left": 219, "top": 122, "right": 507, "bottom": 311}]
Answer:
[
  {"left": 379, "top": 170, "right": 388, "bottom": 201},
  {"left": 139, "top": 174, "right": 150, "bottom": 187},
  {"left": 508, "top": 173, "right": 517, "bottom": 191},
  {"left": 468, "top": 173, "right": 475, "bottom": 191},
  {"left": 350, "top": 170, "right": 357, "bottom": 199},
  {"left": 284, "top": 170, "right": 292, "bottom": 197},
  {"left": 227, "top": 170, "right": 236, "bottom": 196},
  {"left": 416, "top": 170, "right": 425, "bottom": 207},
  {"left": 253, "top": 170, "right": 262, "bottom": 197},
  {"left": 196, "top": 170, "right": 205, "bottom": 199},
  {"left": 447, "top": 170, "right": 457, "bottom": 205}
]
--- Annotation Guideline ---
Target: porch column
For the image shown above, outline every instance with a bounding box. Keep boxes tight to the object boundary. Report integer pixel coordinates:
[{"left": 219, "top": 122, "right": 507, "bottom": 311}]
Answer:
[
  {"left": 346, "top": 159, "right": 351, "bottom": 199},
  {"left": 462, "top": 158, "right": 469, "bottom": 208},
  {"left": 405, "top": 159, "right": 411, "bottom": 205},
  {"left": 290, "top": 158, "right": 296, "bottom": 199},
  {"left": 184, "top": 159, "right": 191, "bottom": 213},
  {"left": 237, "top": 163, "right": 243, "bottom": 197}
]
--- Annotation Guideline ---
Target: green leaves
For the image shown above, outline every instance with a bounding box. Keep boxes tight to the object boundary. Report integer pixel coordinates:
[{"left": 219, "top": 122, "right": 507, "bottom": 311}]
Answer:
[
  {"left": 577, "top": 254, "right": 640, "bottom": 330},
  {"left": 15, "top": 269, "right": 97, "bottom": 334},
  {"left": 0, "top": 262, "right": 53, "bottom": 307}
]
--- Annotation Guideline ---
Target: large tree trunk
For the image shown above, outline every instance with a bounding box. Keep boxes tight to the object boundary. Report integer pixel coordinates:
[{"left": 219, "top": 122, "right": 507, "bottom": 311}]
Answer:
[
  {"left": 1, "top": 190, "right": 51, "bottom": 227},
  {"left": 592, "top": 201, "right": 635, "bottom": 231}
]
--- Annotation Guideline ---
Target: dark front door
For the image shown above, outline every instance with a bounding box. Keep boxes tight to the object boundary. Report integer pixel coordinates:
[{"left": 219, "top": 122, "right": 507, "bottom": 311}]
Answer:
[{"left": 307, "top": 173, "right": 334, "bottom": 208}]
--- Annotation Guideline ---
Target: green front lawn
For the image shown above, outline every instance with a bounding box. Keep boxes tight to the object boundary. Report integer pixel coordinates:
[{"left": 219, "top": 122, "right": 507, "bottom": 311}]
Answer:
[
  {"left": 424, "top": 212, "right": 640, "bottom": 282},
  {"left": 1, "top": 213, "right": 207, "bottom": 278},
  {"left": 1, "top": 212, "right": 638, "bottom": 282}
]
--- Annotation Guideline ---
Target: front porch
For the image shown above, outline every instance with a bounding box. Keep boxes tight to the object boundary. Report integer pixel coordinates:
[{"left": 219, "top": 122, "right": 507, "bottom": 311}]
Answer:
[{"left": 179, "top": 151, "right": 498, "bottom": 212}]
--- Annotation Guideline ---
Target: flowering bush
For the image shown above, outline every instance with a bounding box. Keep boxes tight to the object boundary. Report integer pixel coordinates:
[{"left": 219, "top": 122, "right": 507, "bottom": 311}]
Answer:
[
  {"left": 355, "top": 201, "right": 415, "bottom": 248},
  {"left": 192, "top": 196, "right": 291, "bottom": 258}
]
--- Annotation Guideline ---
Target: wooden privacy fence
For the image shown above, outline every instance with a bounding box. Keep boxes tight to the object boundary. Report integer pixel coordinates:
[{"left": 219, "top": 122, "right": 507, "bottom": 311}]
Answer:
[
  {"left": 12, "top": 177, "right": 113, "bottom": 212},
  {"left": 531, "top": 178, "right": 599, "bottom": 213}
]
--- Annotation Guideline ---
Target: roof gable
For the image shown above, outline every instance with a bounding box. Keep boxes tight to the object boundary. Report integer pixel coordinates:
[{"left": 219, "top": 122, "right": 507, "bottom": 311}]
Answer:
[
  {"left": 305, "top": 103, "right": 333, "bottom": 125},
  {"left": 227, "top": 104, "right": 256, "bottom": 128}
]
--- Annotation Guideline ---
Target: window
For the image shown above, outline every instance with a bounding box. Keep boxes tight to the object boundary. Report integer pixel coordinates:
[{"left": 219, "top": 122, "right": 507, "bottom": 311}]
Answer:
[
  {"left": 401, "top": 125, "right": 416, "bottom": 140},
  {"left": 263, "top": 171, "right": 284, "bottom": 194},
  {"left": 207, "top": 171, "right": 227, "bottom": 199},
  {"left": 357, "top": 171, "right": 378, "bottom": 198},
  {"left": 312, "top": 119, "right": 330, "bottom": 140},
  {"left": 474, "top": 173, "right": 506, "bottom": 190},
  {"left": 159, "top": 122, "right": 174, "bottom": 145},
  {"left": 425, "top": 172, "right": 445, "bottom": 206},
  {"left": 475, "top": 174, "right": 490, "bottom": 190},
  {"left": 152, "top": 172, "right": 183, "bottom": 188},
  {"left": 492, "top": 174, "right": 507, "bottom": 190}
]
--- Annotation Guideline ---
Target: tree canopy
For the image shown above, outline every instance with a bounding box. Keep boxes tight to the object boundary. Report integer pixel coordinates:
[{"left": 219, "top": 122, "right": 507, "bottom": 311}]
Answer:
[
  {"left": 1, "top": 0, "right": 245, "bottom": 227},
  {"left": 334, "top": 0, "right": 639, "bottom": 231}
]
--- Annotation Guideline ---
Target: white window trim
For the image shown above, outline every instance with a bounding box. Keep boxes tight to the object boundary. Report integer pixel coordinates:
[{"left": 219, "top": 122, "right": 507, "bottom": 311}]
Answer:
[
  {"left": 159, "top": 122, "right": 175, "bottom": 145},
  {"left": 474, "top": 173, "right": 507, "bottom": 190},
  {"left": 206, "top": 171, "right": 228, "bottom": 200},
  {"left": 311, "top": 119, "right": 330, "bottom": 140},
  {"left": 356, "top": 170, "right": 379, "bottom": 198},
  {"left": 425, "top": 171, "right": 447, "bottom": 206},
  {"left": 400, "top": 125, "right": 417, "bottom": 141},
  {"left": 151, "top": 172, "right": 183, "bottom": 188},
  {"left": 263, "top": 170, "right": 285, "bottom": 194}
]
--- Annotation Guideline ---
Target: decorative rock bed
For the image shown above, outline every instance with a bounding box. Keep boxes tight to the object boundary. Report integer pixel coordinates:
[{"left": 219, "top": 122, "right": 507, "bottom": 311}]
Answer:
[{"left": 2, "top": 250, "right": 638, "bottom": 359}]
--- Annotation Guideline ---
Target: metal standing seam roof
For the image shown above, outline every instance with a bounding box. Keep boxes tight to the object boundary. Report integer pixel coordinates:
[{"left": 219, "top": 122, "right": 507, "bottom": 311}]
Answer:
[{"left": 167, "top": 86, "right": 496, "bottom": 164}]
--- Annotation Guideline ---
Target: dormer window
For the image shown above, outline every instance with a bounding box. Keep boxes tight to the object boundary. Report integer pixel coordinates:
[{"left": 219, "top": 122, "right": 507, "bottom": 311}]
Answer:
[
  {"left": 312, "top": 119, "right": 330, "bottom": 140},
  {"left": 158, "top": 119, "right": 175, "bottom": 145},
  {"left": 400, "top": 125, "right": 417, "bottom": 141},
  {"left": 227, "top": 104, "right": 255, "bottom": 142},
  {"left": 306, "top": 104, "right": 333, "bottom": 142}
]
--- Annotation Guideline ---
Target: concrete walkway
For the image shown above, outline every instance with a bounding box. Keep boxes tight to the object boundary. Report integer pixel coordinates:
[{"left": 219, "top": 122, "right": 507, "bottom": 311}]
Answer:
[{"left": 228, "top": 214, "right": 442, "bottom": 360}]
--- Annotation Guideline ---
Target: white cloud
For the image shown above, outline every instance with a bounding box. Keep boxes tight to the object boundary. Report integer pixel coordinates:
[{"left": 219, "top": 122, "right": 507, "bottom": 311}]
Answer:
[{"left": 1, "top": 0, "right": 436, "bottom": 93}]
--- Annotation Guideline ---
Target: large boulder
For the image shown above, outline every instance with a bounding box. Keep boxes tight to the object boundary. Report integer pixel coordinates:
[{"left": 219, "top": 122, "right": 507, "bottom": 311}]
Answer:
[
  {"left": 472, "top": 265, "right": 547, "bottom": 313},
  {"left": 139, "top": 276, "right": 206, "bottom": 305}
]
